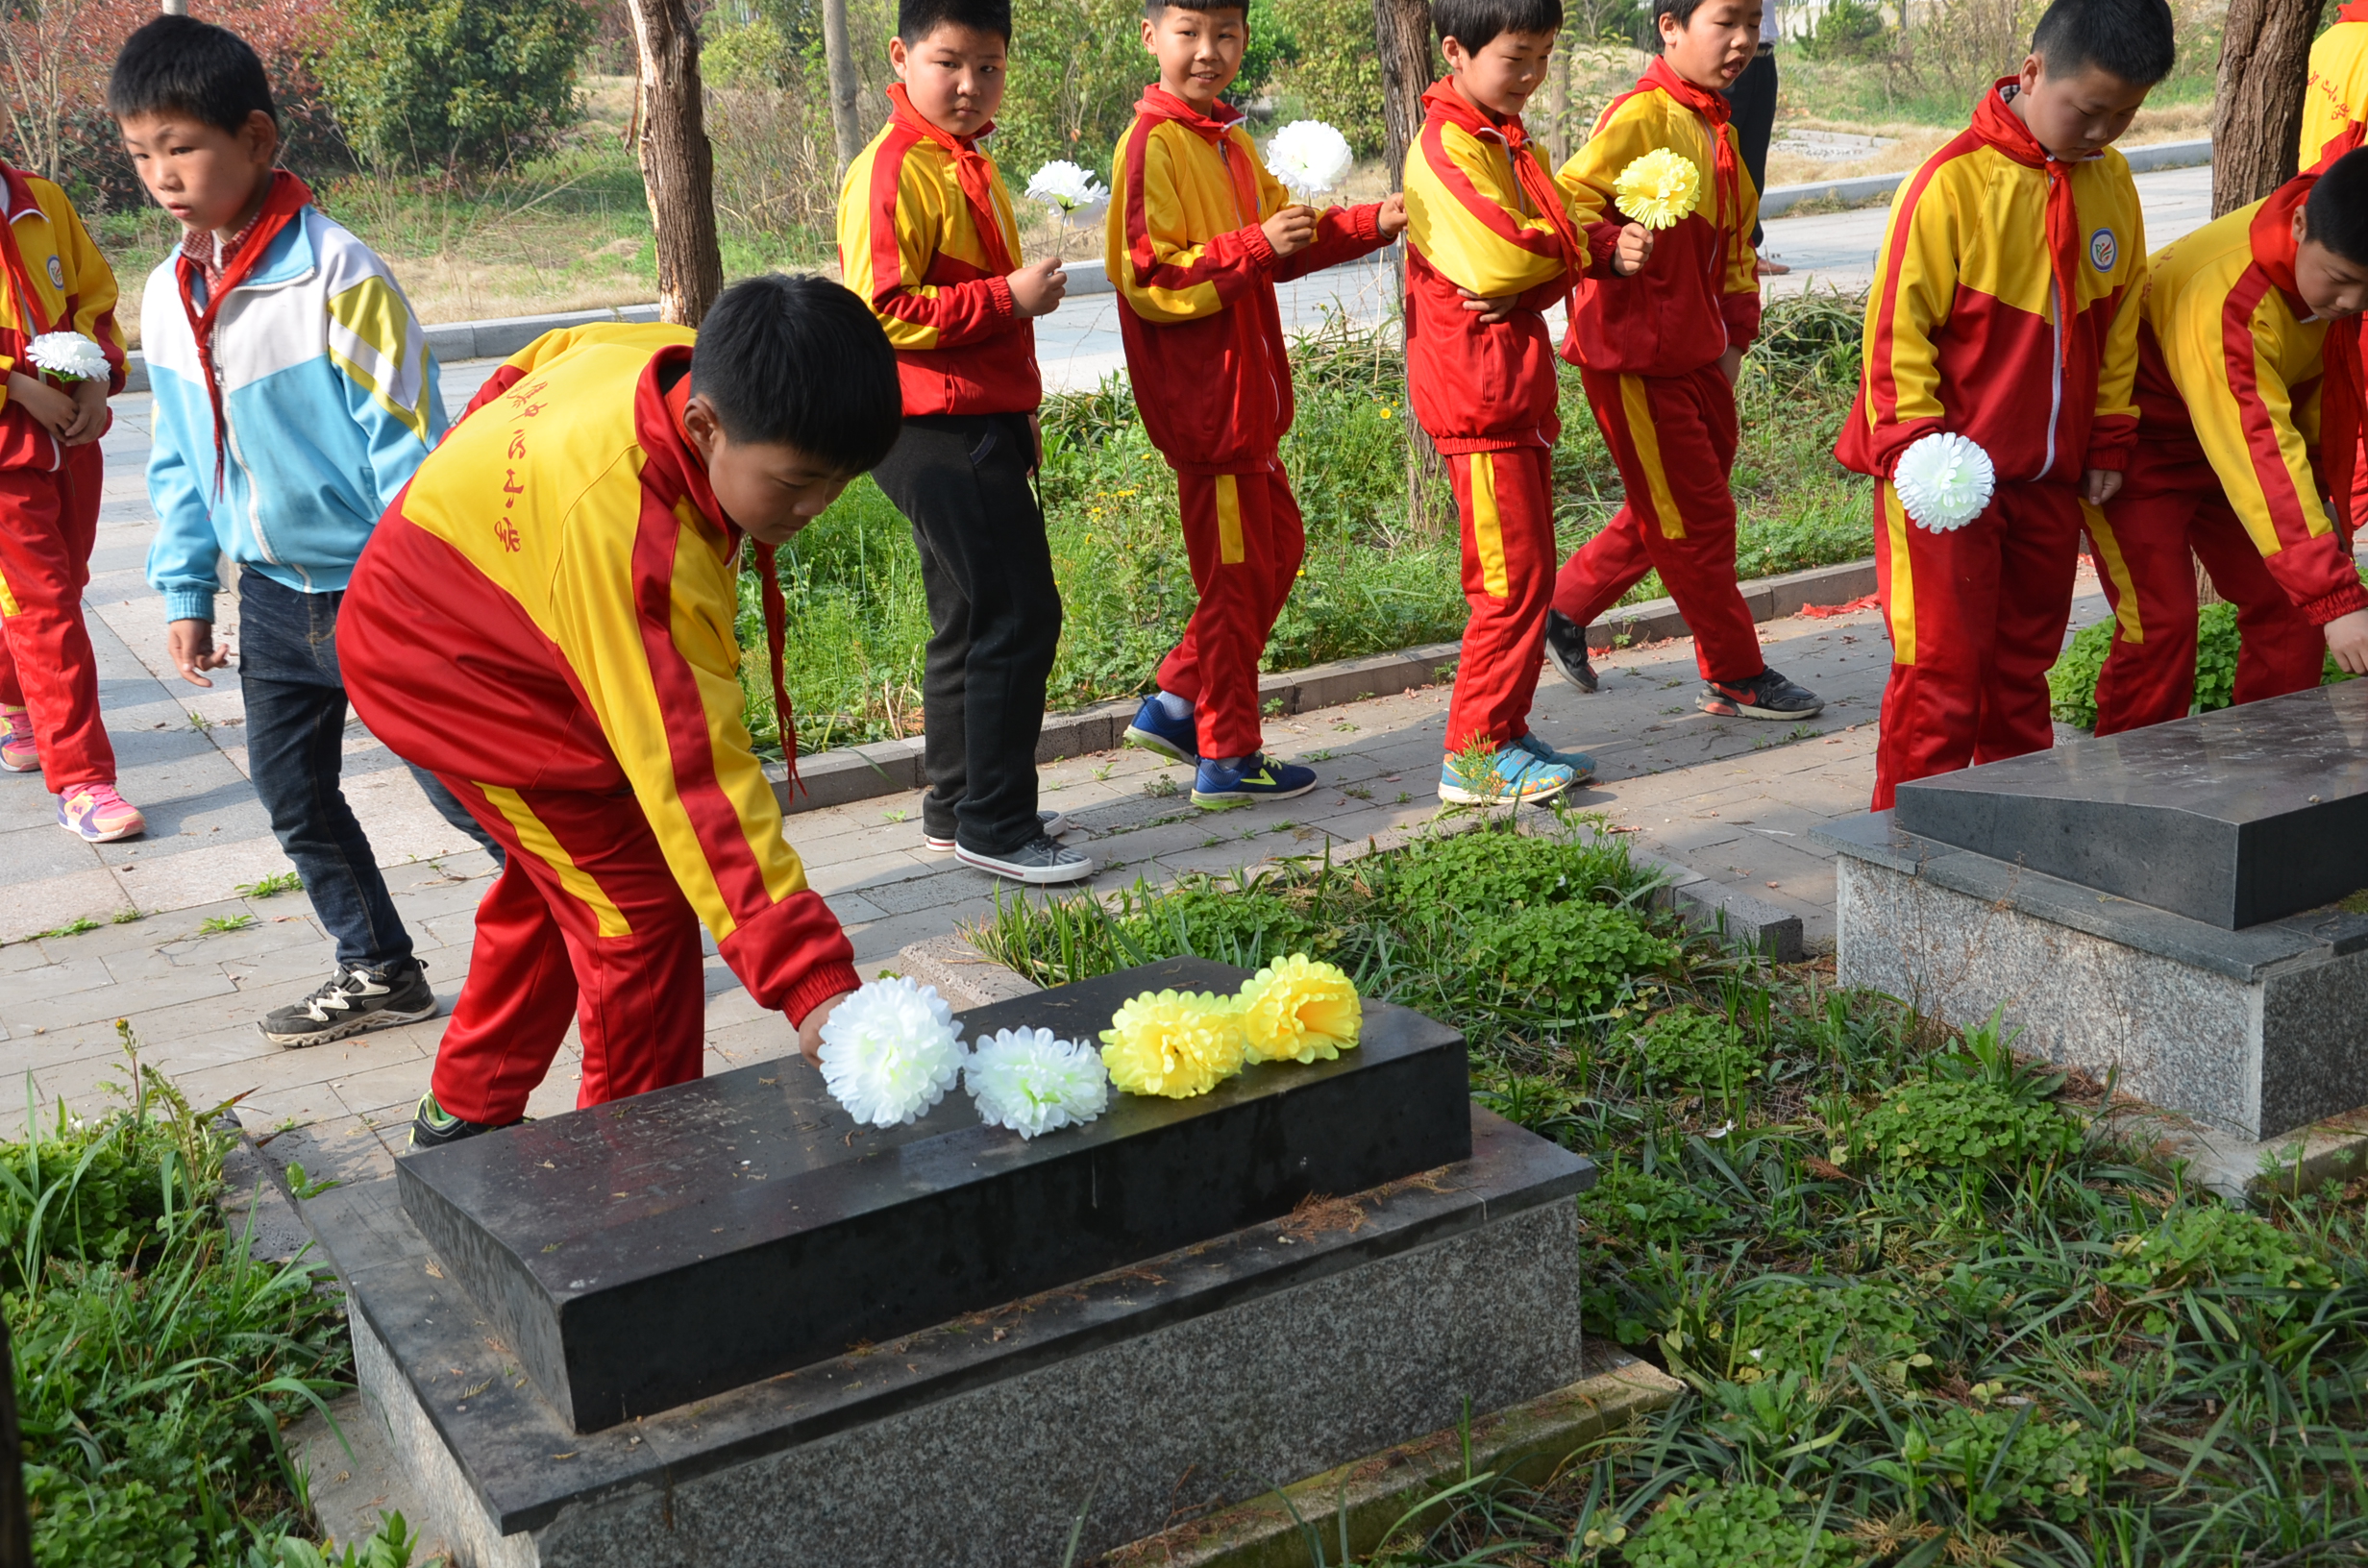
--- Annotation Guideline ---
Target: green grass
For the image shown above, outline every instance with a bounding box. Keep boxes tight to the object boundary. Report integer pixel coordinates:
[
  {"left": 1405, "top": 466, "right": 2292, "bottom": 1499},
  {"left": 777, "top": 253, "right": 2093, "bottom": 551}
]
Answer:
[
  {"left": 235, "top": 873, "right": 304, "bottom": 901},
  {"left": 739, "top": 295, "right": 1875, "bottom": 749},
  {"left": 973, "top": 817, "right": 2368, "bottom": 1565},
  {"left": 198, "top": 915, "right": 258, "bottom": 936}
]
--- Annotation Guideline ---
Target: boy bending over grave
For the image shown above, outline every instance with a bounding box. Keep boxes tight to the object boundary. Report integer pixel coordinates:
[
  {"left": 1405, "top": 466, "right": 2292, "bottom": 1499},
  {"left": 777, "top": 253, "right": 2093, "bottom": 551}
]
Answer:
[{"left": 337, "top": 281, "right": 901, "bottom": 1147}]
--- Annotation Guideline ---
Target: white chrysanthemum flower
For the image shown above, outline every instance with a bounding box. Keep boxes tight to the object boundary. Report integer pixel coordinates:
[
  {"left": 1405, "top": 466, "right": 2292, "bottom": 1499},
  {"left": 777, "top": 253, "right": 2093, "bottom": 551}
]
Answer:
[
  {"left": 1264, "top": 120, "right": 1353, "bottom": 205},
  {"left": 965, "top": 1026, "right": 1110, "bottom": 1139},
  {"left": 816, "top": 977, "right": 965, "bottom": 1128},
  {"left": 1025, "top": 160, "right": 1110, "bottom": 214},
  {"left": 28, "top": 331, "right": 108, "bottom": 383},
  {"left": 1892, "top": 431, "right": 1997, "bottom": 533}
]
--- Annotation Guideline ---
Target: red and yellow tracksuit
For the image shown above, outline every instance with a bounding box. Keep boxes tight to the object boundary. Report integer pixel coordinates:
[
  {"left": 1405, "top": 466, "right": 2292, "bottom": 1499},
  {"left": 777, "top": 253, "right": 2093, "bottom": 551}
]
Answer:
[
  {"left": 1105, "top": 85, "right": 1390, "bottom": 761},
  {"left": 2085, "top": 177, "right": 2367, "bottom": 733},
  {"left": 1838, "top": 82, "right": 2146, "bottom": 809},
  {"left": 340, "top": 326, "right": 858, "bottom": 1125},
  {"left": 1552, "top": 59, "right": 1768, "bottom": 687},
  {"left": 837, "top": 83, "right": 1038, "bottom": 416},
  {"left": 1402, "top": 80, "right": 1583, "bottom": 752},
  {"left": 0, "top": 166, "right": 123, "bottom": 795},
  {"left": 2305, "top": 2, "right": 2368, "bottom": 171}
]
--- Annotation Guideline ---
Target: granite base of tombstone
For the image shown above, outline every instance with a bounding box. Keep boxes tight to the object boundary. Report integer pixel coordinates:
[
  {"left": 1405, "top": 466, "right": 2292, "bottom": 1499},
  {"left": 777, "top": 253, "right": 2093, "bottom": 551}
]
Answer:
[
  {"left": 309, "top": 957, "right": 1594, "bottom": 1568},
  {"left": 1815, "top": 684, "right": 2368, "bottom": 1142}
]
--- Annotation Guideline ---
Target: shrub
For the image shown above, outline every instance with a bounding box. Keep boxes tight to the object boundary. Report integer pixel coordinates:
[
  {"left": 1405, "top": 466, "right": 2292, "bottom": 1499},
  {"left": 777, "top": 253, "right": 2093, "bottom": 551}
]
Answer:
[
  {"left": 1114, "top": 887, "right": 1331, "bottom": 968},
  {"left": 1838, "top": 1077, "right": 2081, "bottom": 1175},
  {"left": 1577, "top": 1159, "right": 1732, "bottom": 1247},
  {"left": 1377, "top": 827, "right": 1639, "bottom": 921},
  {"left": 320, "top": 0, "right": 595, "bottom": 174},
  {"left": 1624, "top": 1482, "right": 1856, "bottom": 1568},
  {"left": 1465, "top": 899, "right": 1674, "bottom": 1014},
  {"left": 2101, "top": 1204, "right": 2337, "bottom": 1304},
  {"left": 1624, "top": 1005, "right": 1761, "bottom": 1096},
  {"left": 1731, "top": 1278, "right": 1923, "bottom": 1380},
  {"left": 1798, "top": 0, "right": 1890, "bottom": 61},
  {"left": 1269, "top": 0, "right": 1387, "bottom": 154},
  {"left": 1904, "top": 1402, "right": 2145, "bottom": 1525}
]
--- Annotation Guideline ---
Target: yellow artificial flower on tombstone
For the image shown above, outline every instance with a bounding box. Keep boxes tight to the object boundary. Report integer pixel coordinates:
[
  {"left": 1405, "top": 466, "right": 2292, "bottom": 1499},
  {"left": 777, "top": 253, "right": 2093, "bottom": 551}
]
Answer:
[
  {"left": 1237, "top": 955, "right": 1362, "bottom": 1065},
  {"left": 1099, "top": 990, "right": 1246, "bottom": 1098}
]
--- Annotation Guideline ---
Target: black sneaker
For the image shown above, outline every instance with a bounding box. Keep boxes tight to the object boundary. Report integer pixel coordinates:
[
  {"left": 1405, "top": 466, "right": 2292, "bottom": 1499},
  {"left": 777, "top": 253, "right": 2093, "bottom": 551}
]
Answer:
[
  {"left": 408, "top": 1090, "right": 522, "bottom": 1150},
  {"left": 956, "top": 833, "right": 1097, "bottom": 885},
  {"left": 1542, "top": 609, "right": 1599, "bottom": 694},
  {"left": 259, "top": 960, "right": 436, "bottom": 1047},
  {"left": 1699, "top": 667, "right": 1825, "bottom": 720}
]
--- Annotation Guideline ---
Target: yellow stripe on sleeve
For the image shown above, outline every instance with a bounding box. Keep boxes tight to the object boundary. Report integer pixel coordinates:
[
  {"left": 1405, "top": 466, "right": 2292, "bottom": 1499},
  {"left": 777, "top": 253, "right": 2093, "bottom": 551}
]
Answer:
[
  {"left": 1619, "top": 376, "right": 1685, "bottom": 538},
  {"left": 1469, "top": 453, "right": 1508, "bottom": 597},
  {"left": 326, "top": 274, "right": 431, "bottom": 441},
  {"left": 477, "top": 784, "right": 630, "bottom": 938}
]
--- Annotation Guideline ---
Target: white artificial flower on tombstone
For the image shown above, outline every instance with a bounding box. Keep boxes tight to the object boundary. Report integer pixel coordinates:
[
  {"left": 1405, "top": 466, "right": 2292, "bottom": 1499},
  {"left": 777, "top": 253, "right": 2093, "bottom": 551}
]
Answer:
[
  {"left": 1263, "top": 119, "right": 1354, "bottom": 207},
  {"left": 816, "top": 976, "right": 966, "bottom": 1128},
  {"left": 965, "top": 1026, "right": 1110, "bottom": 1138}
]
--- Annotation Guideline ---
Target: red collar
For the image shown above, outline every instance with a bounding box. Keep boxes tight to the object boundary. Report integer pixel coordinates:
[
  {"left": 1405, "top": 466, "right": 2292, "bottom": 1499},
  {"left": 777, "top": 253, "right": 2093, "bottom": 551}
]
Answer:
[
  {"left": 640, "top": 346, "right": 727, "bottom": 538},
  {"left": 1640, "top": 56, "right": 1732, "bottom": 127},
  {"left": 2251, "top": 173, "right": 2316, "bottom": 305},
  {"left": 2342, "top": 1, "right": 2368, "bottom": 21},
  {"left": 1134, "top": 83, "right": 1244, "bottom": 145},
  {"left": 1420, "top": 78, "right": 1521, "bottom": 141},
  {"left": 886, "top": 82, "right": 994, "bottom": 155},
  {"left": 1971, "top": 79, "right": 2095, "bottom": 169}
]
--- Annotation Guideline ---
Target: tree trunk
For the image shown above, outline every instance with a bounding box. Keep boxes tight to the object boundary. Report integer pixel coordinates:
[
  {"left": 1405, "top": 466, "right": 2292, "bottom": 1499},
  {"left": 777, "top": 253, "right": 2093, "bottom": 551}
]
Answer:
[
  {"left": 2211, "top": 0, "right": 2317, "bottom": 215},
  {"left": 1547, "top": 37, "right": 1572, "bottom": 167},
  {"left": 625, "top": 0, "right": 724, "bottom": 326},
  {"left": 1371, "top": 0, "right": 1453, "bottom": 537},
  {"left": 823, "top": 0, "right": 864, "bottom": 174}
]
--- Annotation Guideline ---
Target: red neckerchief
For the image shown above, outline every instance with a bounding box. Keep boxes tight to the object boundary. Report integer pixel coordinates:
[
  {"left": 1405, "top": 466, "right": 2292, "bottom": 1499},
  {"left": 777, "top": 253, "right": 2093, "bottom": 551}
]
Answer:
[
  {"left": 650, "top": 354, "right": 804, "bottom": 796},
  {"left": 1418, "top": 80, "right": 1584, "bottom": 278},
  {"left": 1134, "top": 85, "right": 1266, "bottom": 222},
  {"left": 174, "top": 169, "right": 312, "bottom": 493},
  {"left": 1974, "top": 81, "right": 2084, "bottom": 367},
  {"left": 2342, "top": 1, "right": 2368, "bottom": 21},
  {"left": 885, "top": 83, "right": 1016, "bottom": 275},
  {"left": 2257, "top": 172, "right": 2360, "bottom": 549},
  {"left": 0, "top": 167, "right": 53, "bottom": 341},
  {"left": 1640, "top": 55, "right": 1741, "bottom": 266},
  {"left": 2249, "top": 173, "right": 2314, "bottom": 306}
]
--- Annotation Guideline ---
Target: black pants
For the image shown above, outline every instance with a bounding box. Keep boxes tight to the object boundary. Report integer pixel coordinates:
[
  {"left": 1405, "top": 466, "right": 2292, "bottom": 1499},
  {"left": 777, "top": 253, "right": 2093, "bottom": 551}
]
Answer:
[
  {"left": 872, "top": 412, "right": 1062, "bottom": 855},
  {"left": 1727, "top": 49, "right": 1778, "bottom": 248}
]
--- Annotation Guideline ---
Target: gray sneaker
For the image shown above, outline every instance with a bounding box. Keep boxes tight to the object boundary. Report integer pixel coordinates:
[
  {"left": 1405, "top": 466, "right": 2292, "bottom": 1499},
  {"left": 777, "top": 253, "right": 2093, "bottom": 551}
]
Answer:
[
  {"left": 260, "top": 960, "right": 435, "bottom": 1047},
  {"left": 956, "top": 833, "right": 1097, "bottom": 885},
  {"left": 925, "top": 808, "right": 1070, "bottom": 853}
]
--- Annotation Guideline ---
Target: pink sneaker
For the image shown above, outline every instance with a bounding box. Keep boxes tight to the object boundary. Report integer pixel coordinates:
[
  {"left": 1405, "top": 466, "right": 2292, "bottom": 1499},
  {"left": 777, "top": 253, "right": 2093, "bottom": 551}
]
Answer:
[
  {"left": 58, "top": 783, "right": 145, "bottom": 843},
  {"left": 0, "top": 705, "right": 35, "bottom": 773}
]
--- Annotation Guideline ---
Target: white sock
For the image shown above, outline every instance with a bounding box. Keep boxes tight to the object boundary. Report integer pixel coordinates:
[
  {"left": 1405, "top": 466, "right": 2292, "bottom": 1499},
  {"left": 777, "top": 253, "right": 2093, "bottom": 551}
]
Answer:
[{"left": 1154, "top": 690, "right": 1193, "bottom": 722}]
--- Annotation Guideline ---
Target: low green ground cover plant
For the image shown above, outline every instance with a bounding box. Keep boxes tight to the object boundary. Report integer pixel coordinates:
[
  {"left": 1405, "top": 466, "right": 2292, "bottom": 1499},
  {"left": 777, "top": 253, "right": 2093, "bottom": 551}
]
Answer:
[{"left": 974, "top": 815, "right": 2368, "bottom": 1564}]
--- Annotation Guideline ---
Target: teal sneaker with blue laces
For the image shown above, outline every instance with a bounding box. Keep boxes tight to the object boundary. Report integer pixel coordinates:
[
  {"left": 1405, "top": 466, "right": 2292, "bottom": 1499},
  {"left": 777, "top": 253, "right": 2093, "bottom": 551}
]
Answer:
[
  {"left": 1511, "top": 730, "right": 1595, "bottom": 783},
  {"left": 1191, "top": 753, "right": 1318, "bottom": 809},
  {"left": 1439, "top": 744, "right": 1575, "bottom": 806}
]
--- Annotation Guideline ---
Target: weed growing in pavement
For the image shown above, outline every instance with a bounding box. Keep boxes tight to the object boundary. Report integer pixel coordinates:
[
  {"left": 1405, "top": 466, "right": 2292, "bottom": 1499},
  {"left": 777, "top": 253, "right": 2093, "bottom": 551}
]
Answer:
[
  {"left": 27, "top": 917, "right": 99, "bottom": 941},
  {"left": 235, "top": 872, "right": 303, "bottom": 899},
  {"left": 199, "top": 915, "right": 258, "bottom": 936}
]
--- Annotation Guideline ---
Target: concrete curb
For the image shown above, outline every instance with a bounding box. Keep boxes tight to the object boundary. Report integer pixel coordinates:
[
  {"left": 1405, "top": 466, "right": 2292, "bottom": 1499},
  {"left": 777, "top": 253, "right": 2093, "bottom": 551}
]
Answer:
[
  {"left": 1758, "top": 135, "right": 2210, "bottom": 218},
  {"left": 1099, "top": 1351, "right": 1682, "bottom": 1567},
  {"left": 769, "top": 554, "right": 1880, "bottom": 817},
  {"left": 119, "top": 301, "right": 667, "bottom": 394}
]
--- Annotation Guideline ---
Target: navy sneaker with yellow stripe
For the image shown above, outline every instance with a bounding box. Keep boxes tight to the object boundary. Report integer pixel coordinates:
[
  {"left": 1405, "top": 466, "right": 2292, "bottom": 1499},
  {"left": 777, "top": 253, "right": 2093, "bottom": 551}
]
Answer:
[
  {"left": 1191, "top": 753, "right": 1317, "bottom": 809},
  {"left": 1122, "top": 695, "right": 1199, "bottom": 764},
  {"left": 408, "top": 1090, "right": 523, "bottom": 1150}
]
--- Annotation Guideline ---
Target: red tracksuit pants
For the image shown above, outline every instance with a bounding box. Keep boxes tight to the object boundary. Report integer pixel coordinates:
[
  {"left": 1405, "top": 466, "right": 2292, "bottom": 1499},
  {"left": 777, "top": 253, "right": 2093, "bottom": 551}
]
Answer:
[
  {"left": 0, "top": 445, "right": 111, "bottom": 792},
  {"left": 1870, "top": 477, "right": 2082, "bottom": 810},
  {"left": 1155, "top": 466, "right": 1305, "bottom": 761},
  {"left": 1553, "top": 364, "right": 1766, "bottom": 683},
  {"left": 1444, "top": 446, "right": 1556, "bottom": 752},
  {"left": 2085, "top": 440, "right": 2326, "bottom": 735}
]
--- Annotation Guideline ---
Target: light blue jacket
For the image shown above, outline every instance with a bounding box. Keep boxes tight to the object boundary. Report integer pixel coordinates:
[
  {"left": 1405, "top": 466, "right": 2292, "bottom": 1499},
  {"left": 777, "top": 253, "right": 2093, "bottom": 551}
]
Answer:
[{"left": 143, "top": 206, "right": 446, "bottom": 623}]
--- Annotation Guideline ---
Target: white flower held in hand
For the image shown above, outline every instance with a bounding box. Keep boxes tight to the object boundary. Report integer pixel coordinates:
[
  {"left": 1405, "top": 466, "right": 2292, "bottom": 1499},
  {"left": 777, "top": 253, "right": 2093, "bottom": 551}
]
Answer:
[
  {"left": 1024, "top": 160, "right": 1109, "bottom": 215},
  {"left": 816, "top": 976, "right": 966, "bottom": 1128},
  {"left": 28, "top": 331, "right": 108, "bottom": 383},
  {"left": 1264, "top": 119, "right": 1353, "bottom": 206},
  {"left": 965, "top": 1026, "right": 1111, "bottom": 1139},
  {"left": 1891, "top": 431, "right": 1997, "bottom": 533}
]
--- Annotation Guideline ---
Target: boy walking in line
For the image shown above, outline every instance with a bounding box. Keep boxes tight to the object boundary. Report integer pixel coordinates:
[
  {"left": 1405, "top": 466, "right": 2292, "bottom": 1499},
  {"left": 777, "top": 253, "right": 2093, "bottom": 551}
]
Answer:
[
  {"left": 1108, "top": 0, "right": 1406, "bottom": 807},
  {"left": 838, "top": 0, "right": 1090, "bottom": 885},
  {"left": 338, "top": 283, "right": 893, "bottom": 1146},
  {"left": 2084, "top": 152, "right": 2368, "bottom": 733},
  {"left": 1403, "top": 0, "right": 1648, "bottom": 803},
  {"left": 1544, "top": 0, "right": 1824, "bottom": 727},
  {"left": 1835, "top": 0, "right": 2170, "bottom": 809},
  {"left": 0, "top": 159, "right": 137, "bottom": 842},
  {"left": 115, "top": 15, "right": 501, "bottom": 1047}
]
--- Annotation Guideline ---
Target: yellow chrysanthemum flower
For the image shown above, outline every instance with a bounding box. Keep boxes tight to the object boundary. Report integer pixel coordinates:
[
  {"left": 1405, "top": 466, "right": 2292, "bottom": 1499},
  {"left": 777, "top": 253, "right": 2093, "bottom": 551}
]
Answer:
[
  {"left": 1237, "top": 954, "right": 1362, "bottom": 1064},
  {"left": 1615, "top": 148, "right": 1702, "bottom": 231},
  {"left": 1099, "top": 989, "right": 1246, "bottom": 1098}
]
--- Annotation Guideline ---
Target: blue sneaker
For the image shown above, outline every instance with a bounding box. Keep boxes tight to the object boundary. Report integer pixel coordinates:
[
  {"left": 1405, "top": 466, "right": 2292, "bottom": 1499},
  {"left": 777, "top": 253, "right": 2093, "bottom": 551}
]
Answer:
[
  {"left": 1511, "top": 730, "right": 1595, "bottom": 783},
  {"left": 1123, "top": 695, "right": 1199, "bottom": 764},
  {"left": 1440, "top": 745, "right": 1575, "bottom": 806},
  {"left": 1191, "top": 753, "right": 1318, "bottom": 810}
]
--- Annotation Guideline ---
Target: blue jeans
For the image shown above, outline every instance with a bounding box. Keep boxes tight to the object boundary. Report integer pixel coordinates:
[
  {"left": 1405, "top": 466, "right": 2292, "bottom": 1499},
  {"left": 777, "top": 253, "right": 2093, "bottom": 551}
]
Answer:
[{"left": 236, "top": 571, "right": 502, "bottom": 968}]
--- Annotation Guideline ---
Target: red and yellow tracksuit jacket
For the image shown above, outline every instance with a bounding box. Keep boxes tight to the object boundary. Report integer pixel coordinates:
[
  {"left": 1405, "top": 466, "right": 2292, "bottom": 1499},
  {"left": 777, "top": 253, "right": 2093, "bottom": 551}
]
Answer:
[
  {"left": 2129, "top": 178, "right": 2367, "bottom": 624},
  {"left": 2306, "top": 3, "right": 2368, "bottom": 170},
  {"left": 1105, "top": 85, "right": 1388, "bottom": 473},
  {"left": 352, "top": 324, "right": 858, "bottom": 1023},
  {"left": 838, "top": 86, "right": 1038, "bottom": 417},
  {"left": 1401, "top": 80, "right": 1583, "bottom": 450},
  {"left": 1558, "top": 58, "right": 1760, "bottom": 376},
  {"left": 1838, "top": 82, "right": 2146, "bottom": 487},
  {"left": 0, "top": 166, "right": 124, "bottom": 469}
]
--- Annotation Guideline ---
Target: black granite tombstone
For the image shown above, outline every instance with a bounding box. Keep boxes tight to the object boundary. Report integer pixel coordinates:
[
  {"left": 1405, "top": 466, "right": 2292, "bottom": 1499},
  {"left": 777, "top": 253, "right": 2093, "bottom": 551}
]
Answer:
[
  {"left": 397, "top": 957, "right": 1471, "bottom": 1433},
  {"left": 1892, "top": 682, "right": 2368, "bottom": 928}
]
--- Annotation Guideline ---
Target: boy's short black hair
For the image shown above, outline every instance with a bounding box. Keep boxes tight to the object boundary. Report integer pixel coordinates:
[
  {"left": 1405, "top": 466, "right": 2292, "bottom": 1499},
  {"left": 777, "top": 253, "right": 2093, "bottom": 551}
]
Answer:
[
  {"left": 1649, "top": 0, "right": 1719, "bottom": 32},
  {"left": 2306, "top": 149, "right": 2368, "bottom": 268},
  {"left": 899, "top": 0, "right": 1011, "bottom": 45},
  {"left": 692, "top": 275, "right": 901, "bottom": 472},
  {"left": 1435, "top": 0, "right": 1562, "bottom": 50},
  {"left": 108, "top": 14, "right": 277, "bottom": 133},
  {"left": 2029, "top": 0, "right": 2176, "bottom": 86},
  {"left": 1143, "top": 0, "right": 1248, "bottom": 18}
]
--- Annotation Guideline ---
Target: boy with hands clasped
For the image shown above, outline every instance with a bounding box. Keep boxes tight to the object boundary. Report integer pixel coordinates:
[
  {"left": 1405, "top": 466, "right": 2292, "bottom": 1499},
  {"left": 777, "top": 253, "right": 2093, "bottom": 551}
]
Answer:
[
  {"left": 1110, "top": 0, "right": 1406, "bottom": 808},
  {"left": 1402, "top": 0, "right": 1646, "bottom": 804},
  {"left": 1543, "top": 0, "right": 1824, "bottom": 729},
  {"left": 839, "top": 0, "right": 1091, "bottom": 885}
]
